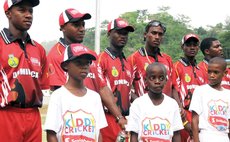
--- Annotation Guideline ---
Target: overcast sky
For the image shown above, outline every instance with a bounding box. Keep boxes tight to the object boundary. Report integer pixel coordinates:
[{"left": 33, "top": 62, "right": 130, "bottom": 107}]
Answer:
[{"left": 0, "top": 0, "right": 229, "bottom": 43}]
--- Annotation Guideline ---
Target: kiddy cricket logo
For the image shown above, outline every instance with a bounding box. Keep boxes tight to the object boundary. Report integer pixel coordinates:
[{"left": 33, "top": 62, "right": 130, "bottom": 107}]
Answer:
[
  {"left": 62, "top": 109, "right": 96, "bottom": 142},
  {"left": 141, "top": 117, "right": 171, "bottom": 142},
  {"left": 208, "top": 100, "right": 228, "bottom": 131}
]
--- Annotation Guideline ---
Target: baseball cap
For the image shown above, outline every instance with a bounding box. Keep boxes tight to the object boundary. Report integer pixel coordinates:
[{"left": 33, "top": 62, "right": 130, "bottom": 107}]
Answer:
[
  {"left": 181, "top": 33, "right": 199, "bottom": 45},
  {"left": 61, "top": 43, "right": 97, "bottom": 71},
  {"left": 4, "top": 0, "right": 39, "bottom": 11},
  {"left": 59, "top": 8, "right": 91, "bottom": 26},
  {"left": 107, "top": 18, "right": 134, "bottom": 32}
]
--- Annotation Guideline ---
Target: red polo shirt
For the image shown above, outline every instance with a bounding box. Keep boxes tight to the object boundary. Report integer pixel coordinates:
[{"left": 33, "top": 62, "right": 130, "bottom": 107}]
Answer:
[
  {"left": 0, "top": 28, "right": 49, "bottom": 108},
  {"left": 47, "top": 38, "right": 107, "bottom": 92},
  {"left": 173, "top": 58, "right": 207, "bottom": 109},
  {"left": 127, "top": 47, "right": 175, "bottom": 97},
  {"left": 98, "top": 48, "right": 133, "bottom": 115}
]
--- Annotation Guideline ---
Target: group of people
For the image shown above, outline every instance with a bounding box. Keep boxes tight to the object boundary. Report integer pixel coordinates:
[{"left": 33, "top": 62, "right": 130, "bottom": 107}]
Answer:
[{"left": 0, "top": 0, "right": 230, "bottom": 142}]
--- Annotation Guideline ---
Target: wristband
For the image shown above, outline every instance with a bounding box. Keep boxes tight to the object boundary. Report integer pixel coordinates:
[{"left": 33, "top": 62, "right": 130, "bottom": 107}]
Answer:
[
  {"left": 183, "top": 120, "right": 189, "bottom": 126},
  {"left": 116, "top": 115, "right": 124, "bottom": 123}
]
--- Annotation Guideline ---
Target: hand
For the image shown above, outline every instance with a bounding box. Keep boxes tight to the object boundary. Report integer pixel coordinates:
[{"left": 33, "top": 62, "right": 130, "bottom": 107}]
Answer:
[{"left": 118, "top": 117, "right": 127, "bottom": 130}]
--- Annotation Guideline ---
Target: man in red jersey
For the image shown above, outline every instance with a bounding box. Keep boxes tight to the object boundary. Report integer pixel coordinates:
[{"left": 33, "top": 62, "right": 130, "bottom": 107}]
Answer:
[
  {"left": 127, "top": 20, "right": 181, "bottom": 105},
  {"left": 173, "top": 34, "right": 207, "bottom": 142},
  {"left": 98, "top": 18, "right": 134, "bottom": 142},
  {"left": 198, "top": 37, "right": 230, "bottom": 89},
  {"left": 0, "top": 0, "right": 49, "bottom": 141},
  {"left": 47, "top": 8, "right": 126, "bottom": 131}
]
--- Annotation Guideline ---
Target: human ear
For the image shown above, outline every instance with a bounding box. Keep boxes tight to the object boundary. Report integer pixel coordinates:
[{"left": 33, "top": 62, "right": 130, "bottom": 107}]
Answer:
[
  {"left": 5, "top": 10, "right": 11, "bottom": 19},
  {"left": 204, "top": 49, "right": 210, "bottom": 55}
]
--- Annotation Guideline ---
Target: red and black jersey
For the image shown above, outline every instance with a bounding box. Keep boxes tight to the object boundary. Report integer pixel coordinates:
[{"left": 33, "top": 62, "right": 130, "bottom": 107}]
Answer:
[
  {"left": 98, "top": 48, "right": 133, "bottom": 116},
  {"left": 47, "top": 38, "right": 107, "bottom": 92},
  {"left": 127, "top": 47, "right": 175, "bottom": 97},
  {"left": 173, "top": 58, "right": 207, "bottom": 109},
  {"left": 0, "top": 28, "right": 49, "bottom": 108},
  {"left": 198, "top": 59, "right": 230, "bottom": 89}
]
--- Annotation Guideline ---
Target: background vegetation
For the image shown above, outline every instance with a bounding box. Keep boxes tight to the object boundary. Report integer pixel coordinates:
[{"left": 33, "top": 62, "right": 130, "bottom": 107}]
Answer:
[{"left": 41, "top": 7, "right": 230, "bottom": 62}]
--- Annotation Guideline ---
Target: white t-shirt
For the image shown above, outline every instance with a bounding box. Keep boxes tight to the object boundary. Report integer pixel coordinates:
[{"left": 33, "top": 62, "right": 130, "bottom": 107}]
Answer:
[
  {"left": 126, "top": 93, "right": 183, "bottom": 142},
  {"left": 189, "top": 84, "right": 230, "bottom": 141},
  {"left": 44, "top": 86, "right": 107, "bottom": 142}
]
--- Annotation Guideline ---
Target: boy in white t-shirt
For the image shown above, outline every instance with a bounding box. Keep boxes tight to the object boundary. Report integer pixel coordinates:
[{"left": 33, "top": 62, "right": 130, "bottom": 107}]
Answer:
[
  {"left": 44, "top": 43, "right": 107, "bottom": 142},
  {"left": 126, "top": 62, "right": 183, "bottom": 142},
  {"left": 189, "top": 57, "right": 230, "bottom": 142}
]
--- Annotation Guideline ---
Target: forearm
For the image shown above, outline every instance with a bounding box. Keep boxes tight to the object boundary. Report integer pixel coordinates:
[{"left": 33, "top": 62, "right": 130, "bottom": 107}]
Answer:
[
  {"left": 192, "top": 112, "right": 199, "bottom": 142},
  {"left": 130, "top": 89, "right": 138, "bottom": 103},
  {"left": 172, "top": 88, "right": 182, "bottom": 108},
  {"left": 99, "top": 86, "right": 122, "bottom": 117}
]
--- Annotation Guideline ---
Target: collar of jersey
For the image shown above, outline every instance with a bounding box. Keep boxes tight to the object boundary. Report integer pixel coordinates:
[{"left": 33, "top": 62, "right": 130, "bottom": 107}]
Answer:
[
  {"left": 0, "top": 28, "right": 35, "bottom": 45},
  {"left": 179, "top": 57, "right": 199, "bottom": 69},
  {"left": 59, "top": 38, "right": 69, "bottom": 48},
  {"left": 105, "top": 47, "right": 126, "bottom": 60},
  {"left": 139, "top": 47, "right": 162, "bottom": 57}
]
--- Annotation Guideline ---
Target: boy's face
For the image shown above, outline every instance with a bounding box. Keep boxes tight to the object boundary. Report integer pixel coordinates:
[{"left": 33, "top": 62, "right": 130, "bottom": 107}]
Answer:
[
  {"left": 208, "top": 63, "right": 226, "bottom": 87},
  {"left": 145, "top": 66, "right": 166, "bottom": 94},
  {"left": 66, "top": 57, "right": 91, "bottom": 80}
]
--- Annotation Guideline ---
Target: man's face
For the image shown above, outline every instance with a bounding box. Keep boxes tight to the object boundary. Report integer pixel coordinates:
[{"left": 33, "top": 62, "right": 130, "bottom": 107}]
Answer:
[
  {"left": 109, "top": 29, "right": 129, "bottom": 49},
  {"left": 182, "top": 39, "right": 199, "bottom": 58},
  {"left": 62, "top": 20, "right": 86, "bottom": 43},
  {"left": 206, "top": 40, "right": 223, "bottom": 58},
  {"left": 144, "top": 26, "right": 164, "bottom": 48},
  {"left": 6, "top": 1, "right": 33, "bottom": 31}
]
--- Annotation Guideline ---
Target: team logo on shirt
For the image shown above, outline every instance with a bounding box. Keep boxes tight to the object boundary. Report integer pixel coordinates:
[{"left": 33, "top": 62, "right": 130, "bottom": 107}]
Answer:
[
  {"left": 112, "top": 66, "right": 119, "bottom": 77},
  {"left": 62, "top": 109, "right": 96, "bottom": 141},
  {"left": 8, "top": 54, "right": 19, "bottom": 68},
  {"left": 185, "top": 74, "right": 191, "bottom": 83},
  {"left": 141, "top": 117, "right": 171, "bottom": 141},
  {"left": 30, "top": 57, "right": 40, "bottom": 66},
  {"left": 208, "top": 100, "right": 228, "bottom": 131}
]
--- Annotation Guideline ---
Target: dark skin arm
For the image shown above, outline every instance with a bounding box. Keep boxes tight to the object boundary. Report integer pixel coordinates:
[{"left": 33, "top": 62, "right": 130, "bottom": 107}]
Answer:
[
  {"left": 46, "top": 130, "right": 58, "bottom": 142},
  {"left": 130, "top": 89, "right": 138, "bottom": 103},
  {"left": 191, "top": 111, "right": 199, "bottom": 142},
  {"left": 99, "top": 86, "right": 127, "bottom": 129},
  {"left": 130, "top": 131, "right": 138, "bottom": 142},
  {"left": 172, "top": 130, "right": 181, "bottom": 142},
  {"left": 172, "top": 87, "right": 186, "bottom": 119},
  {"left": 228, "top": 120, "right": 230, "bottom": 140}
]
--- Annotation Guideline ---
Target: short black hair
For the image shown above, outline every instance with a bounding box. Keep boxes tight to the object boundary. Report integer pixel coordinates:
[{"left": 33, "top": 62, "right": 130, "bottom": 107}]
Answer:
[
  {"left": 146, "top": 62, "right": 167, "bottom": 77},
  {"left": 209, "top": 57, "right": 227, "bottom": 71},
  {"left": 200, "top": 37, "right": 218, "bottom": 55}
]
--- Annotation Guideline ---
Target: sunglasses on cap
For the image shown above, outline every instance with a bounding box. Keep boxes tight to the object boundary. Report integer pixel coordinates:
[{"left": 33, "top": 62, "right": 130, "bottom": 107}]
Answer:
[{"left": 147, "top": 21, "right": 166, "bottom": 33}]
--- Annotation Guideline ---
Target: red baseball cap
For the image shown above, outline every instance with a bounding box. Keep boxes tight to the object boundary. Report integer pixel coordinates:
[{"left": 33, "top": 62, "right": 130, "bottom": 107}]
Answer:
[
  {"left": 59, "top": 8, "right": 91, "bottom": 26},
  {"left": 3, "top": 0, "right": 39, "bottom": 11},
  {"left": 107, "top": 18, "right": 134, "bottom": 32},
  {"left": 61, "top": 43, "right": 97, "bottom": 71},
  {"left": 181, "top": 33, "right": 199, "bottom": 45}
]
